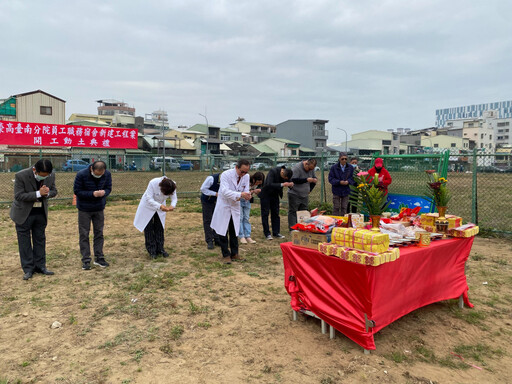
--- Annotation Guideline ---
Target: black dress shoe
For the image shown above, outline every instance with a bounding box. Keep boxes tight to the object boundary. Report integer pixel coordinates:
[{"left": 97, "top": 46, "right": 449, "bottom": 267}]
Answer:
[
  {"left": 207, "top": 241, "right": 214, "bottom": 250},
  {"left": 38, "top": 268, "right": 55, "bottom": 275},
  {"left": 150, "top": 254, "right": 158, "bottom": 260},
  {"left": 161, "top": 251, "right": 170, "bottom": 258},
  {"left": 23, "top": 271, "right": 33, "bottom": 280}
]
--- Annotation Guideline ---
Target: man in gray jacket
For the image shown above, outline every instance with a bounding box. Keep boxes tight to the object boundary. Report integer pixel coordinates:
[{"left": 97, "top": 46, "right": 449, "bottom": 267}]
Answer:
[
  {"left": 288, "top": 158, "right": 317, "bottom": 230},
  {"left": 10, "top": 159, "right": 58, "bottom": 280}
]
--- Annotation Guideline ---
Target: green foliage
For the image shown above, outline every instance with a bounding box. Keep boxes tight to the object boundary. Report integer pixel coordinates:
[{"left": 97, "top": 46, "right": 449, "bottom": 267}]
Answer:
[
  {"left": 425, "top": 171, "right": 452, "bottom": 207},
  {"left": 349, "top": 173, "right": 390, "bottom": 215}
]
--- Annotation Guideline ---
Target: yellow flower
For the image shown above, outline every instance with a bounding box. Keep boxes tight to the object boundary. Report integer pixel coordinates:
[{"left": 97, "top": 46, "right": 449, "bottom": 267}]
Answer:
[
  {"left": 438, "top": 177, "right": 447, "bottom": 182},
  {"left": 357, "top": 183, "right": 365, "bottom": 189}
]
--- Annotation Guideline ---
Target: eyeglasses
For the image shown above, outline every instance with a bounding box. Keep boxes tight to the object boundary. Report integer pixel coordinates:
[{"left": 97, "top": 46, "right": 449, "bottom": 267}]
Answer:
[
  {"left": 340, "top": 158, "right": 348, "bottom": 161},
  {"left": 240, "top": 170, "right": 248, "bottom": 174}
]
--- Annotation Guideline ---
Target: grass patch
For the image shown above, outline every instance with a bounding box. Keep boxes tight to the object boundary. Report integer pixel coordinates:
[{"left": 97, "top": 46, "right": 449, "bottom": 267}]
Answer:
[
  {"left": 170, "top": 325, "right": 184, "bottom": 340},
  {"left": 453, "top": 343, "right": 504, "bottom": 364}
]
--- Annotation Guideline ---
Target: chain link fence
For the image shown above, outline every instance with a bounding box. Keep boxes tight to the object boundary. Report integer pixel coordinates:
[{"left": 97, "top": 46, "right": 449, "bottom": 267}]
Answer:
[{"left": 1, "top": 148, "right": 510, "bottom": 234}]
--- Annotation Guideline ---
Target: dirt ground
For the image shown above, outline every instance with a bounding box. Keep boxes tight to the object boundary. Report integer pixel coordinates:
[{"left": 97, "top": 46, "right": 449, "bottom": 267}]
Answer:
[{"left": 0, "top": 201, "right": 511, "bottom": 384}]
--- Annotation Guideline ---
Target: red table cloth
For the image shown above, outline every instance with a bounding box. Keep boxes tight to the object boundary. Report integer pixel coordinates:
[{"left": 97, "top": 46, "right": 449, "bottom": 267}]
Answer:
[{"left": 281, "top": 237, "right": 475, "bottom": 350}]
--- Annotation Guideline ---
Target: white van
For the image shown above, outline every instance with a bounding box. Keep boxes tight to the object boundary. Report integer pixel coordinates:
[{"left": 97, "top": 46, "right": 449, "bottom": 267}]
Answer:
[{"left": 152, "top": 157, "right": 179, "bottom": 170}]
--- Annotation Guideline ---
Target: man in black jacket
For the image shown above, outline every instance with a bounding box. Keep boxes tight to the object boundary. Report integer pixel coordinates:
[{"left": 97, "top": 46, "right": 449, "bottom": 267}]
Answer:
[
  {"left": 259, "top": 166, "right": 293, "bottom": 240},
  {"left": 73, "top": 161, "right": 112, "bottom": 270}
]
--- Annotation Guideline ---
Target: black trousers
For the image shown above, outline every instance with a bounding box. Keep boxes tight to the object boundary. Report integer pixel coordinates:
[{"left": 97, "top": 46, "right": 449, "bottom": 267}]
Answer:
[
  {"left": 201, "top": 201, "right": 219, "bottom": 244},
  {"left": 78, "top": 210, "right": 105, "bottom": 263},
  {"left": 16, "top": 210, "right": 47, "bottom": 273},
  {"left": 218, "top": 217, "right": 238, "bottom": 258},
  {"left": 261, "top": 195, "right": 281, "bottom": 237},
  {"left": 144, "top": 212, "right": 165, "bottom": 255}
]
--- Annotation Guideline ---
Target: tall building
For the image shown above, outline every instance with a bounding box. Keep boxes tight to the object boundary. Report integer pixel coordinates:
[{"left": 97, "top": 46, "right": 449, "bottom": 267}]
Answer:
[
  {"left": 435, "top": 101, "right": 512, "bottom": 128},
  {"left": 97, "top": 99, "right": 135, "bottom": 116},
  {"left": 275, "top": 119, "right": 328, "bottom": 153}
]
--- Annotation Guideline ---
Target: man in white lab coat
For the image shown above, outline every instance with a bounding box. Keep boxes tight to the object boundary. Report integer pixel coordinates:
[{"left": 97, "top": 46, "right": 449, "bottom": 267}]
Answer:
[{"left": 211, "top": 159, "right": 251, "bottom": 264}]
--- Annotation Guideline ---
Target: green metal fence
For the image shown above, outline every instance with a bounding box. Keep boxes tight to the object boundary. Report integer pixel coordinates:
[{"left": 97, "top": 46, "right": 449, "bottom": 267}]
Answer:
[{"left": 1, "top": 149, "right": 511, "bottom": 234}]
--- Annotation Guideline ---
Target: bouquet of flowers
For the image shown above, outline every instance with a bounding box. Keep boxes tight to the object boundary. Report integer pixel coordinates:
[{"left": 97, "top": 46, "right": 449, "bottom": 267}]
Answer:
[
  {"left": 425, "top": 170, "right": 451, "bottom": 207},
  {"left": 349, "top": 172, "right": 390, "bottom": 215}
]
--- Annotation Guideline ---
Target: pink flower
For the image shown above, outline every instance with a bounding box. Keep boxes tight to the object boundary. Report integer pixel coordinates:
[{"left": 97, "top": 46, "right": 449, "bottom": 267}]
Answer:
[
  {"left": 425, "top": 170, "right": 436, "bottom": 174},
  {"left": 357, "top": 171, "right": 368, "bottom": 176}
]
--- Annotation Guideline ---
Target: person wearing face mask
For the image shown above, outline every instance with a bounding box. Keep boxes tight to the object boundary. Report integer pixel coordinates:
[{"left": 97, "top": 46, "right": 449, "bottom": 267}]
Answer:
[
  {"left": 368, "top": 157, "right": 392, "bottom": 195},
  {"left": 328, "top": 152, "right": 354, "bottom": 216},
  {"left": 73, "top": 160, "right": 112, "bottom": 270},
  {"left": 10, "top": 159, "right": 58, "bottom": 280}
]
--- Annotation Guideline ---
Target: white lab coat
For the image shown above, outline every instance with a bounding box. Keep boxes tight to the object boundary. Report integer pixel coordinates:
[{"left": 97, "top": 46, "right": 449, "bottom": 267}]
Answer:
[
  {"left": 210, "top": 168, "right": 249, "bottom": 236},
  {"left": 133, "top": 177, "right": 177, "bottom": 232}
]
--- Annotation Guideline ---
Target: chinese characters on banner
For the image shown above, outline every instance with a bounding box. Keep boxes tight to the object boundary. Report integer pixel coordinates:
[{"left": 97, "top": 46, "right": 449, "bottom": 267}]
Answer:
[{"left": 0, "top": 120, "right": 138, "bottom": 149}]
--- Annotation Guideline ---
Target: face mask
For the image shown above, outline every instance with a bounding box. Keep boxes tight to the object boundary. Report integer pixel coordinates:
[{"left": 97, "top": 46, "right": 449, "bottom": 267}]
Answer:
[
  {"left": 351, "top": 163, "right": 357, "bottom": 168},
  {"left": 91, "top": 171, "right": 102, "bottom": 179},
  {"left": 35, "top": 174, "right": 48, "bottom": 181}
]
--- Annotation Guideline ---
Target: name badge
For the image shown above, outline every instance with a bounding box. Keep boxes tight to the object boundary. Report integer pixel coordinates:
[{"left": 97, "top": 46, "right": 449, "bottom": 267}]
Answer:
[{"left": 33, "top": 202, "right": 42, "bottom": 208}]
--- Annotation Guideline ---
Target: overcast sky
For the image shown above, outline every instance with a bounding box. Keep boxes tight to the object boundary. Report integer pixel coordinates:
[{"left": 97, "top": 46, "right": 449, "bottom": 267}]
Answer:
[{"left": 2, "top": 0, "right": 511, "bottom": 143}]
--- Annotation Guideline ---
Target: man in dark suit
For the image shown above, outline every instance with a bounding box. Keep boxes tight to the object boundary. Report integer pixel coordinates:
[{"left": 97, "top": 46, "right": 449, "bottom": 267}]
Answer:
[
  {"left": 10, "top": 159, "right": 58, "bottom": 280},
  {"left": 259, "top": 166, "right": 293, "bottom": 240},
  {"left": 74, "top": 160, "right": 112, "bottom": 270},
  {"left": 328, "top": 152, "right": 354, "bottom": 216}
]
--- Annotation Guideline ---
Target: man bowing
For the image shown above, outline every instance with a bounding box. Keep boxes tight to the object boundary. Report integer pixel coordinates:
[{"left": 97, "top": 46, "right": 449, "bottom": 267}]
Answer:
[
  {"left": 211, "top": 159, "right": 251, "bottom": 264},
  {"left": 10, "top": 159, "right": 58, "bottom": 280}
]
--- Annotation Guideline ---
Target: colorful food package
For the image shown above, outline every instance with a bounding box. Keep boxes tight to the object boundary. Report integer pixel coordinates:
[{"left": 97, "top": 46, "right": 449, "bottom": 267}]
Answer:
[
  {"left": 317, "top": 242, "right": 400, "bottom": 266},
  {"left": 448, "top": 224, "right": 479, "bottom": 238},
  {"left": 291, "top": 215, "right": 338, "bottom": 233},
  {"left": 420, "top": 213, "right": 462, "bottom": 230},
  {"left": 331, "top": 227, "right": 390, "bottom": 253},
  {"left": 344, "top": 214, "right": 365, "bottom": 228}
]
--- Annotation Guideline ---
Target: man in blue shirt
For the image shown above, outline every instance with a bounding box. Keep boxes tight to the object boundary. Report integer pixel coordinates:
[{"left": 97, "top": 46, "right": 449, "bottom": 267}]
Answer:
[{"left": 328, "top": 152, "right": 354, "bottom": 216}]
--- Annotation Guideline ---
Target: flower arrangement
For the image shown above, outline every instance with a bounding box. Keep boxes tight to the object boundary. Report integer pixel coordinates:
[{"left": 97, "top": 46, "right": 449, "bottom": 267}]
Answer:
[
  {"left": 425, "top": 170, "right": 451, "bottom": 207},
  {"left": 349, "top": 171, "right": 390, "bottom": 215}
]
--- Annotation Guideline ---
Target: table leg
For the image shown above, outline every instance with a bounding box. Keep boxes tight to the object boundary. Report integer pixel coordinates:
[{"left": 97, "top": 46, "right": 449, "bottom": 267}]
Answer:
[
  {"left": 292, "top": 310, "right": 297, "bottom": 321},
  {"left": 458, "top": 295, "right": 464, "bottom": 309},
  {"left": 321, "top": 319, "right": 327, "bottom": 334},
  {"left": 329, "top": 325, "right": 335, "bottom": 339}
]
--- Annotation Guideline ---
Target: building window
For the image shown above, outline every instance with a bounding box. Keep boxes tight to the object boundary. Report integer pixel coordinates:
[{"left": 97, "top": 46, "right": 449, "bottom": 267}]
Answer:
[
  {"left": 434, "top": 144, "right": 439, "bottom": 148},
  {"left": 481, "top": 133, "right": 484, "bottom": 139},
  {"left": 497, "top": 122, "right": 510, "bottom": 127},
  {"left": 468, "top": 123, "right": 474, "bottom": 127},
  {"left": 382, "top": 140, "right": 391, "bottom": 145},
  {"left": 451, "top": 143, "right": 456, "bottom": 147},
  {"left": 221, "top": 135, "right": 230, "bottom": 141},
  {"left": 40, "top": 106, "right": 52, "bottom": 115},
  {"left": 489, "top": 135, "right": 492, "bottom": 140}
]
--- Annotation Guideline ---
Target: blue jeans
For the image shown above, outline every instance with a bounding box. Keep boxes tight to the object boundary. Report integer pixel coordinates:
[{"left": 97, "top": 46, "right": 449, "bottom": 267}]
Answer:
[{"left": 239, "top": 199, "right": 251, "bottom": 238}]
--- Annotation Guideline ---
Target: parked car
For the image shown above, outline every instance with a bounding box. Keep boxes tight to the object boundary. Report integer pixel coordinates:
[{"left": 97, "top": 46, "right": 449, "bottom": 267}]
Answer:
[
  {"left": 62, "top": 159, "right": 89, "bottom": 172},
  {"left": 179, "top": 161, "right": 193, "bottom": 170},
  {"left": 251, "top": 162, "right": 268, "bottom": 170},
  {"left": 222, "top": 162, "right": 237, "bottom": 170},
  {"left": 151, "top": 157, "right": 179, "bottom": 171}
]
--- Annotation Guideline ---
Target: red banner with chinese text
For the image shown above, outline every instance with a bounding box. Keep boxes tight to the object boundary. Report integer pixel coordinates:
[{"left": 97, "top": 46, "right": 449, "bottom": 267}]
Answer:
[{"left": 0, "top": 120, "right": 138, "bottom": 149}]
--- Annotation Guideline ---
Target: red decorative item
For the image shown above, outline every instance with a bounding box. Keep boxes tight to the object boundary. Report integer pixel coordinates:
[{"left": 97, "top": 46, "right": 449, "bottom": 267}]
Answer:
[{"left": 282, "top": 237, "right": 475, "bottom": 350}]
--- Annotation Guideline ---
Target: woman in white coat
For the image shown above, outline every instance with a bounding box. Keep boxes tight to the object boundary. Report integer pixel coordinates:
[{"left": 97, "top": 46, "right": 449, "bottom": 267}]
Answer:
[
  {"left": 133, "top": 177, "right": 177, "bottom": 259},
  {"left": 211, "top": 159, "right": 252, "bottom": 264}
]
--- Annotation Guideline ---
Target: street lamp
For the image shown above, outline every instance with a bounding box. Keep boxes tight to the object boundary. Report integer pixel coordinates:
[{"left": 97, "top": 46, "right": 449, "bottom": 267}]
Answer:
[
  {"left": 198, "top": 113, "right": 209, "bottom": 170},
  {"left": 198, "top": 113, "right": 209, "bottom": 155},
  {"left": 337, "top": 128, "right": 348, "bottom": 153}
]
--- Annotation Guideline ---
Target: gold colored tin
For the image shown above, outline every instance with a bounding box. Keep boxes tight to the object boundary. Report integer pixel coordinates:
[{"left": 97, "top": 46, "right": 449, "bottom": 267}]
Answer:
[{"left": 419, "top": 232, "right": 431, "bottom": 247}]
